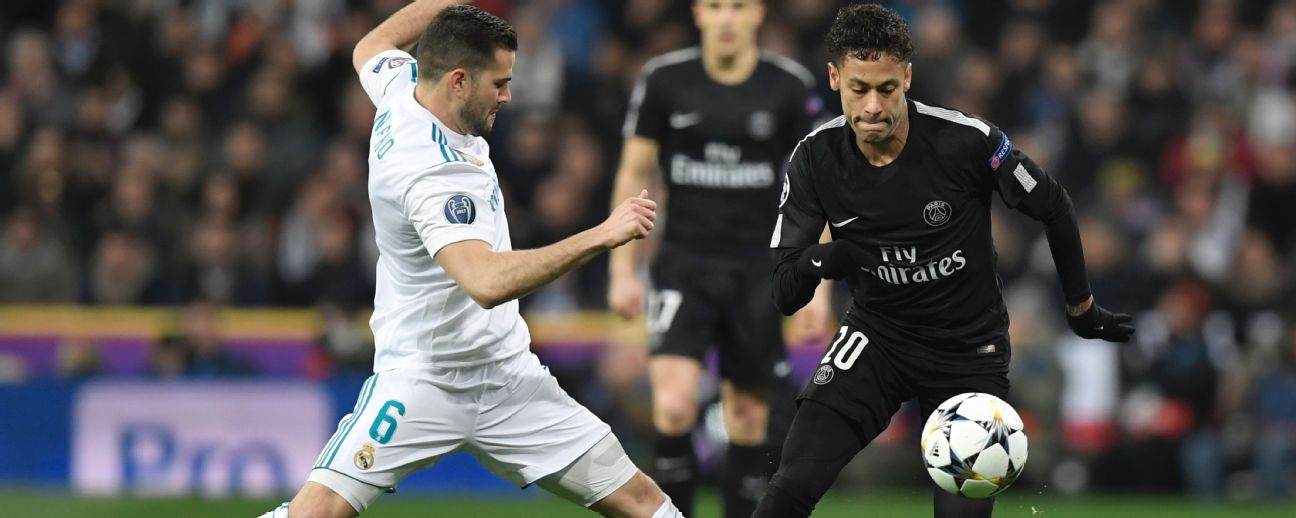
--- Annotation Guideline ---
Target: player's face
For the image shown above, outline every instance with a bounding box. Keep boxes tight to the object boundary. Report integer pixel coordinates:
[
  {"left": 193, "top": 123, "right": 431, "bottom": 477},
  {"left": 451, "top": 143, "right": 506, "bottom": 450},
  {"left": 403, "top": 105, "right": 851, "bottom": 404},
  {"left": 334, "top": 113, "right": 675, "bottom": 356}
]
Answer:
[
  {"left": 829, "top": 56, "right": 912, "bottom": 143},
  {"left": 461, "top": 48, "right": 514, "bottom": 136},
  {"left": 693, "top": 0, "right": 764, "bottom": 58}
]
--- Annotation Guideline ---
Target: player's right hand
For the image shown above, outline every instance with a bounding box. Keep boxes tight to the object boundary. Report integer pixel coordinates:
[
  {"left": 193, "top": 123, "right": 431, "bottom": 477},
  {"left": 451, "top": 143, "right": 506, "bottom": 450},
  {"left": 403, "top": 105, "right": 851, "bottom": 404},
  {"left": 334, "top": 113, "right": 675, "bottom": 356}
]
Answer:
[
  {"left": 608, "top": 273, "right": 645, "bottom": 319},
  {"left": 599, "top": 189, "right": 656, "bottom": 249},
  {"left": 797, "top": 240, "right": 868, "bottom": 280}
]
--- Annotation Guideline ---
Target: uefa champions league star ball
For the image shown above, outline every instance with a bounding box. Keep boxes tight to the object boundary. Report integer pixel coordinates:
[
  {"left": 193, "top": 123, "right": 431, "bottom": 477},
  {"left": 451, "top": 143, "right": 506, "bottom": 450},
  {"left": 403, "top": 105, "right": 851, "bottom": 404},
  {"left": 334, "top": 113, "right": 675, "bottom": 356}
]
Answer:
[{"left": 921, "top": 392, "right": 1028, "bottom": 499}]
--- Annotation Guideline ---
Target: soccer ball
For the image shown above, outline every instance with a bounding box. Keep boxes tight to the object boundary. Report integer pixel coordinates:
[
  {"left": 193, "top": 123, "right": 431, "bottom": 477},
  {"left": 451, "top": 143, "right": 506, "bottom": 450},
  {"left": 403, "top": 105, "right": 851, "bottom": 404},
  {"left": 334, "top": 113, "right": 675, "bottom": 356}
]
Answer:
[{"left": 921, "top": 392, "right": 1028, "bottom": 499}]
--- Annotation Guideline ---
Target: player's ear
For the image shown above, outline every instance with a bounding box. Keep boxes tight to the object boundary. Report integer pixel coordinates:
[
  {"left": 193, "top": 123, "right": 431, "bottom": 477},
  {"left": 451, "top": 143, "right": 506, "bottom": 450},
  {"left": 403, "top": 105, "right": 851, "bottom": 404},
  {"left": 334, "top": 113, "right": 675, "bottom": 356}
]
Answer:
[
  {"left": 828, "top": 61, "right": 840, "bottom": 91},
  {"left": 448, "top": 68, "right": 469, "bottom": 96},
  {"left": 904, "top": 62, "right": 912, "bottom": 92}
]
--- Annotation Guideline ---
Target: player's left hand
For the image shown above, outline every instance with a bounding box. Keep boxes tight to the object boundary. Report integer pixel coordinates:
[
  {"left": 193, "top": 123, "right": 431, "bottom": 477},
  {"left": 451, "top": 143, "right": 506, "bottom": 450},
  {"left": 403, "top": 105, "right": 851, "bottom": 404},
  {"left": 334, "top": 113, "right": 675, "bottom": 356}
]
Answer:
[{"left": 1066, "top": 300, "right": 1135, "bottom": 342}]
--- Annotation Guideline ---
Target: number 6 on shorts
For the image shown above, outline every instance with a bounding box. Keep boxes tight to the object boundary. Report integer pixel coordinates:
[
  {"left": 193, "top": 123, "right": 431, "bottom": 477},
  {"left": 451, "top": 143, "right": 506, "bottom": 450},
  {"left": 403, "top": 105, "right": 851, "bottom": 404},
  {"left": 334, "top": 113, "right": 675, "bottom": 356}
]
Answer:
[{"left": 369, "top": 400, "right": 405, "bottom": 444}]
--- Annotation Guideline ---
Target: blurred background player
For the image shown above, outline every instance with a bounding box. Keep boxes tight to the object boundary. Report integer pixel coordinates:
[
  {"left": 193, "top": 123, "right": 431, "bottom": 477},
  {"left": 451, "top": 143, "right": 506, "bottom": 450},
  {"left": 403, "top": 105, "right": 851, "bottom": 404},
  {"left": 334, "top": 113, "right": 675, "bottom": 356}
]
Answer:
[
  {"left": 758, "top": 4, "right": 1134, "bottom": 517},
  {"left": 606, "top": 1, "right": 829, "bottom": 517},
  {"left": 268, "top": 2, "right": 680, "bottom": 517}
]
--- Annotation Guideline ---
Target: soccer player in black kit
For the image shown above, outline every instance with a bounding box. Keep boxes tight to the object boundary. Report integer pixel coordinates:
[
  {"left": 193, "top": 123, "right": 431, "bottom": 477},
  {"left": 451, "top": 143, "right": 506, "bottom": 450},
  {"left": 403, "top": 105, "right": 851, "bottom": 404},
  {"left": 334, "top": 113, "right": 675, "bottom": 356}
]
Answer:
[
  {"left": 607, "top": 1, "right": 830, "bottom": 517},
  {"left": 755, "top": 5, "right": 1136, "bottom": 518}
]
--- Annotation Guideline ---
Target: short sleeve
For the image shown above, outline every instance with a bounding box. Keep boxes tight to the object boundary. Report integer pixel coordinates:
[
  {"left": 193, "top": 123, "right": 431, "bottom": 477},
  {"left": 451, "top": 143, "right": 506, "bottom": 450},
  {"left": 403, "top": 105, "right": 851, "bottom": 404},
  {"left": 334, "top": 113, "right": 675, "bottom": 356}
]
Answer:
[
  {"left": 622, "top": 65, "right": 669, "bottom": 140},
  {"left": 358, "top": 49, "right": 418, "bottom": 106},
  {"left": 401, "top": 166, "right": 497, "bottom": 257},
  {"left": 770, "top": 144, "right": 826, "bottom": 249}
]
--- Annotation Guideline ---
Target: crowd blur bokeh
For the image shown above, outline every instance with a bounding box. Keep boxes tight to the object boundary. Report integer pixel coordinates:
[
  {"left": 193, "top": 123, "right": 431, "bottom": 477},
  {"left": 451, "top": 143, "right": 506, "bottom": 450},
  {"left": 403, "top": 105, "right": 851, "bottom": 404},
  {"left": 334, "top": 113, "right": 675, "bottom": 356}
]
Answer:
[{"left": 0, "top": 0, "right": 1294, "bottom": 502}]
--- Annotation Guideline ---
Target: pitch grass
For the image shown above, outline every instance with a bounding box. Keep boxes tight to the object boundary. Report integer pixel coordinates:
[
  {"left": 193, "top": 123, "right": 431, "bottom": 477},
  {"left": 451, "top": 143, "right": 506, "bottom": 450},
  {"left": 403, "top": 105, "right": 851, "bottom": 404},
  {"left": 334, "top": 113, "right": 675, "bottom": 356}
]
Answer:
[
  {"left": 0, "top": 486, "right": 1290, "bottom": 515},
  {"left": 2, "top": 489, "right": 1292, "bottom": 517}
]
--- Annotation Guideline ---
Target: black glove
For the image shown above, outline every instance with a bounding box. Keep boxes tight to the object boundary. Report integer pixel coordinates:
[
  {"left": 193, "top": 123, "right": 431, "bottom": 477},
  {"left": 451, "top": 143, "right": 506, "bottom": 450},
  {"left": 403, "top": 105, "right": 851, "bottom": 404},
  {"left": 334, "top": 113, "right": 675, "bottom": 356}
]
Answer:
[
  {"left": 796, "top": 241, "right": 868, "bottom": 280},
  {"left": 1067, "top": 302, "right": 1135, "bottom": 342}
]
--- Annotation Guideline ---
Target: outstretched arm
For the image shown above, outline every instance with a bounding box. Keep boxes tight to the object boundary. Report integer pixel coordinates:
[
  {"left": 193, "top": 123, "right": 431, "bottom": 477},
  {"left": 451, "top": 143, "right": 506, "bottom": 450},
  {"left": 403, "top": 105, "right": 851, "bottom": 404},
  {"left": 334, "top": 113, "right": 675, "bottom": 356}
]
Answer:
[
  {"left": 438, "top": 191, "right": 657, "bottom": 309},
  {"left": 353, "top": 0, "right": 469, "bottom": 74},
  {"left": 992, "top": 135, "right": 1134, "bottom": 342}
]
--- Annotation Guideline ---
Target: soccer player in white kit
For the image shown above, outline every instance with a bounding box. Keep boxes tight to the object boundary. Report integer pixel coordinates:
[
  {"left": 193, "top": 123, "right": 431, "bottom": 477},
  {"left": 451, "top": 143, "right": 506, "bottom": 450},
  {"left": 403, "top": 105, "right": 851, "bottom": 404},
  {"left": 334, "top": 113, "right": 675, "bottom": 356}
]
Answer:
[{"left": 260, "top": 2, "right": 684, "bottom": 517}]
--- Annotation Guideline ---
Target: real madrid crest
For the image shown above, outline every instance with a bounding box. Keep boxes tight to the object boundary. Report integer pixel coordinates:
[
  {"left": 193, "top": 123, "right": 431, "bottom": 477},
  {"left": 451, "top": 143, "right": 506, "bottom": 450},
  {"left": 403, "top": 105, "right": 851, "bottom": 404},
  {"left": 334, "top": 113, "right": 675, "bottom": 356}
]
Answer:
[
  {"left": 354, "top": 442, "right": 376, "bottom": 470},
  {"left": 924, "top": 200, "right": 951, "bottom": 227}
]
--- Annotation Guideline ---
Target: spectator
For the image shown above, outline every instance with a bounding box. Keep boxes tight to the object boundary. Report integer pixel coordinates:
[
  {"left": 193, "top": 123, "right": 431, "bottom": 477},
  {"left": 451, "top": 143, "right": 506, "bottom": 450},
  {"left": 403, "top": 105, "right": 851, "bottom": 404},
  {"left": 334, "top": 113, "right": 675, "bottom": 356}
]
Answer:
[{"left": 0, "top": 208, "right": 77, "bottom": 303}]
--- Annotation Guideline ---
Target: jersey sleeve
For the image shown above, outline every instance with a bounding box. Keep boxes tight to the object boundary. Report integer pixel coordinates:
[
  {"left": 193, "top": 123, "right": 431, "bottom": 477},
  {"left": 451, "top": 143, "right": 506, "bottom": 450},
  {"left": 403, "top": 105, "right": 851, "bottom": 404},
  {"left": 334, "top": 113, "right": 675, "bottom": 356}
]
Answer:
[
  {"left": 358, "top": 49, "right": 418, "bottom": 107},
  {"left": 622, "top": 64, "right": 669, "bottom": 140},
  {"left": 981, "top": 123, "right": 1093, "bottom": 305},
  {"left": 770, "top": 143, "right": 826, "bottom": 249},
  {"left": 401, "top": 164, "right": 497, "bottom": 257}
]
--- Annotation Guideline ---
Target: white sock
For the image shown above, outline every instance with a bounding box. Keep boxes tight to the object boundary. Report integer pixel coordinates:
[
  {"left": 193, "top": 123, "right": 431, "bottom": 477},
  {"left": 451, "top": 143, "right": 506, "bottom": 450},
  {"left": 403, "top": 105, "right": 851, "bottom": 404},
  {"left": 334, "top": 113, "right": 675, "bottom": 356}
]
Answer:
[
  {"left": 652, "top": 497, "right": 684, "bottom": 518},
  {"left": 257, "top": 502, "right": 290, "bottom": 518}
]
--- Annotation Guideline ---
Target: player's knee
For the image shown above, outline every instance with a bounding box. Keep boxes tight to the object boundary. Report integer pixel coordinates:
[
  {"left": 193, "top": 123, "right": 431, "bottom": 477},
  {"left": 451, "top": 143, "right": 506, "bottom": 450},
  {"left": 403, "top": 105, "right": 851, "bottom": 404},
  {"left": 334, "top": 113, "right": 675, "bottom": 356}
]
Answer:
[
  {"left": 768, "top": 458, "right": 835, "bottom": 502},
  {"left": 652, "top": 395, "right": 698, "bottom": 435},
  {"left": 591, "top": 471, "right": 666, "bottom": 516},
  {"left": 722, "top": 389, "right": 769, "bottom": 445}
]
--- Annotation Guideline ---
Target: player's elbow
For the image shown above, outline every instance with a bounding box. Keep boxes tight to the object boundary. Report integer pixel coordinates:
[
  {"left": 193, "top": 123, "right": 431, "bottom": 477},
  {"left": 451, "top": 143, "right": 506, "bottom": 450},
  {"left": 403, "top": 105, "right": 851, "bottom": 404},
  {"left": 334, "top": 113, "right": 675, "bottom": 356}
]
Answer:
[{"left": 466, "top": 286, "right": 507, "bottom": 310}]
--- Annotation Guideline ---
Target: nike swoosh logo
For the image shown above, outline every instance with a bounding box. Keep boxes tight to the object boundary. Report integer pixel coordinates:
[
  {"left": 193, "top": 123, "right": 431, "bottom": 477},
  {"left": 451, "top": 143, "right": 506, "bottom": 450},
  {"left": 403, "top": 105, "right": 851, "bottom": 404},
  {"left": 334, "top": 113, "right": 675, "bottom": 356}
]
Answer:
[
  {"left": 830, "top": 217, "right": 859, "bottom": 228},
  {"left": 669, "top": 112, "right": 702, "bottom": 129},
  {"left": 811, "top": 259, "right": 822, "bottom": 267}
]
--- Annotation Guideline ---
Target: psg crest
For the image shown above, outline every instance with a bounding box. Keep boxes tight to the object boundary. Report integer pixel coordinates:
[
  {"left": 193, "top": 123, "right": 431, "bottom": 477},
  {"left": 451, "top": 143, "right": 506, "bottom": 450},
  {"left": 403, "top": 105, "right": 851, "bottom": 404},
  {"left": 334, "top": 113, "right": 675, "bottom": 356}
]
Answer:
[
  {"left": 813, "top": 364, "right": 834, "bottom": 385},
  {"left": 924, "top": 200, "right": 951, "bottom": 227}
]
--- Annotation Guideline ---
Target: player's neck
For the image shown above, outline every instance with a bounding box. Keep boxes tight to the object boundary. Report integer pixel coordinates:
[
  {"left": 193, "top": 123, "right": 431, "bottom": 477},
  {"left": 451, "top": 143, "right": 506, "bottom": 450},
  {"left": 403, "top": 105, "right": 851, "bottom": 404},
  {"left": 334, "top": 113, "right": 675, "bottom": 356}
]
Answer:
[
  {"left": 856, "top": 112, "right": 910, "bottom": 166},
  {"left": 702, "top": 45, "right": 759, "bottom": 85},
  {"left": 414, "top": 84, "right": 467, "bottom": 136}
]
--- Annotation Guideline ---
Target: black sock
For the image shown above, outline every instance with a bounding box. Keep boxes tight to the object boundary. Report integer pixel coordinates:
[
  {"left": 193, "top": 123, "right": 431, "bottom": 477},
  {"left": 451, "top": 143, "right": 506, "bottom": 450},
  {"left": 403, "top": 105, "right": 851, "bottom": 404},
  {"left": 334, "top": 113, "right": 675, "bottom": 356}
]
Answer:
[
  {"left": 933, "top": 487, "right": 996, "bottom": 518},
  {"left": 723, "top": 443, "right": 770, "bottom": 518},
  {"left": 652, "top": 432, "right": 697, "bottom": 516}
]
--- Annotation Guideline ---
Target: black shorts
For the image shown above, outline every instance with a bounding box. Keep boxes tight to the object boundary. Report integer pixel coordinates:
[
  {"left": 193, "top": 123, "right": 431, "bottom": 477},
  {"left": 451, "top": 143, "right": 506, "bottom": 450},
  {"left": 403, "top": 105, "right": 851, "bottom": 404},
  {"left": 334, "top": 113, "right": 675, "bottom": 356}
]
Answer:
[
  {"left": 798, "top": 318, "right": 1011, "bottom": 440},
  {"left": 647, "top": 246, "right": 787, "bottom": 389}
]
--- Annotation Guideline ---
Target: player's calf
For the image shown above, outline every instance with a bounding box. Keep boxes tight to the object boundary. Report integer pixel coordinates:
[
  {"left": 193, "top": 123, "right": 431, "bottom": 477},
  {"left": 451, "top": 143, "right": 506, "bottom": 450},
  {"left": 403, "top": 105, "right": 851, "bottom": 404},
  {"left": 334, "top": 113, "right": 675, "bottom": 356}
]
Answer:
[
  {"left": 719, "top": 382, "right": 772, "bottom": 518},
  {"left": 281, "top": 479, "right": 365, "bottom": 518}
]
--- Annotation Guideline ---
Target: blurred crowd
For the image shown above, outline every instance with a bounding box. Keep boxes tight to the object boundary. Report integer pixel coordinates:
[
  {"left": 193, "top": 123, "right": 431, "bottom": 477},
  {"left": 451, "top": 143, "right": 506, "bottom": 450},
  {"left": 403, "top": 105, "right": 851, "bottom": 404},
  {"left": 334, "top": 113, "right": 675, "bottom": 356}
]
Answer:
[{"left": 0, "top": 0, "right": 1294, "bottom": 501}]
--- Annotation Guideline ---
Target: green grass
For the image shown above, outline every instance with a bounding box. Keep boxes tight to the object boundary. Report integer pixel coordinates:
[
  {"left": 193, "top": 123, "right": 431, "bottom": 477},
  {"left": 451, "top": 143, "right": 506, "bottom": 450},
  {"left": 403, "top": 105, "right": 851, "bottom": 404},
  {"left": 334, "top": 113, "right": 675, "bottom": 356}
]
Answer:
[{"left": 2, "top": 489, "right": 1292, "bottom": 518}]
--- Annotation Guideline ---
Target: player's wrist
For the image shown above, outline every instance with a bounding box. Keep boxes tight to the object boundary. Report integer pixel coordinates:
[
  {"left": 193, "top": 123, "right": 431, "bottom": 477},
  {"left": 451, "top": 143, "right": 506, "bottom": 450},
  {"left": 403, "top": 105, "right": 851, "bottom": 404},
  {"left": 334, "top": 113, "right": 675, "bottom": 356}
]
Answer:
[{"left": 1065, "top": 295, "right": 1094, "bottom": 317}]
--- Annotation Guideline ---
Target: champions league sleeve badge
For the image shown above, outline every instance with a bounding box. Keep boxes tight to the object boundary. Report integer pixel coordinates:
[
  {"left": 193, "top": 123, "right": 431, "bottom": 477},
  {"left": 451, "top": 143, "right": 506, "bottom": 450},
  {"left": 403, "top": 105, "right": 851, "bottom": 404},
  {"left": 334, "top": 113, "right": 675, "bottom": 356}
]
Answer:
[{"left": 444, "top": 194, "right": 477, "bottom": 224}]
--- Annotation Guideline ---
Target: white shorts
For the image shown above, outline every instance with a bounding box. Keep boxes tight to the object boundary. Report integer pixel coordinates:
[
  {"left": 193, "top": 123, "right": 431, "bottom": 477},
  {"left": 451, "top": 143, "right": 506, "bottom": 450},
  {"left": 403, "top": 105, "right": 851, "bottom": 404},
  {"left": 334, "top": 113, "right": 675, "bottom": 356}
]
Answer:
[{"left": 307, "top": 352, "right": 615, "bottom": 509}]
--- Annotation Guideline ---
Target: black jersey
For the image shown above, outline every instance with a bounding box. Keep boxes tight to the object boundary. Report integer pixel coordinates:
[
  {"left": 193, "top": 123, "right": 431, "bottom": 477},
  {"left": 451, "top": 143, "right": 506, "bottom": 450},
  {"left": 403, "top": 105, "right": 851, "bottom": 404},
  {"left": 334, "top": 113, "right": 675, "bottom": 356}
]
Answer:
[
  {"left": 772, "top": 100, "right": 1080, "bottom": 351},
  {"left": 624, "top": 47, "right": 819, "bottom": 257}
]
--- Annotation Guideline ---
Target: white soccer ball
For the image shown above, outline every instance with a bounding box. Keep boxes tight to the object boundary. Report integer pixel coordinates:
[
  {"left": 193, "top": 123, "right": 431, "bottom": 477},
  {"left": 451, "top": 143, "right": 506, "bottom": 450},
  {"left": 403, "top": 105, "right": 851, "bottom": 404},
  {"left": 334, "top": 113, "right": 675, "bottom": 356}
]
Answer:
[{"left": 920, "top": 392, "right": 1028, "bottom": 499}]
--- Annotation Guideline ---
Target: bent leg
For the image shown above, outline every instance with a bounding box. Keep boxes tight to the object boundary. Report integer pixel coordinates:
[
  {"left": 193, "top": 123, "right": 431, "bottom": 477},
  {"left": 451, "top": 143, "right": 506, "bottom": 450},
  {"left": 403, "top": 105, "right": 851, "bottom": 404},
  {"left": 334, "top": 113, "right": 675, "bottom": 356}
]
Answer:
[
  {"left": 720, "top": 381, "right": 772, "bottom": 518},
  {"left": 754, "top": 400, "right": 867, "bottom": 518}
]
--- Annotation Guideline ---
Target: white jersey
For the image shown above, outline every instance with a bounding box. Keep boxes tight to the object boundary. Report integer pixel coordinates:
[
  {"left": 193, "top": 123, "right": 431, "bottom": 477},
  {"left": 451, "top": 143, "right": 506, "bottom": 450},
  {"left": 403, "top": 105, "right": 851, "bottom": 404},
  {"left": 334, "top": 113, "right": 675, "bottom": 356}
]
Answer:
[{"left": 359, "top": 50, "right": 530, "bottom": 370}]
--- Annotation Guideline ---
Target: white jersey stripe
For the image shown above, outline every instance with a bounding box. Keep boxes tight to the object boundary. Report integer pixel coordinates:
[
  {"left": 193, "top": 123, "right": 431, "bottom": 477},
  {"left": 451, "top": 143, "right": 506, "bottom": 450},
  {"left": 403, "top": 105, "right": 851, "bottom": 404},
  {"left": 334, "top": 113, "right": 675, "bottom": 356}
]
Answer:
[{"left": 914, "top": 101, "right": 990, "bottom": 136}]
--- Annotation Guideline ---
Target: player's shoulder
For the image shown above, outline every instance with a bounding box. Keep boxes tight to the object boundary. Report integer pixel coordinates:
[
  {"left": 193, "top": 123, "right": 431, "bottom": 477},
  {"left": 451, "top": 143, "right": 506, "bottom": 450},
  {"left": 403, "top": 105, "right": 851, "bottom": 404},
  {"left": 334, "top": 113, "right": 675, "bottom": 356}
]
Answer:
[
  {"left": 638, "top": 47, "right": 702, "bottom": 80},
  {"left": 910, "top": 100, "right": 999, "bottom": 142},
  {"left": 789, "top": 115, "right": 850, "bottom": 161},
  {"left": 758, "top": 51, "right": 815, "bottom": 90}
]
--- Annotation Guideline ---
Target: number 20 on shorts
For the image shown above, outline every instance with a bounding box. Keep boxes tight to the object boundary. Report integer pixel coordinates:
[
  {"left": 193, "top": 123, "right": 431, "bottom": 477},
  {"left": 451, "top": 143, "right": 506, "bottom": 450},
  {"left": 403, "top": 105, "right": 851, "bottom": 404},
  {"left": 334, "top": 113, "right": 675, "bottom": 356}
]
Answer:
[{"left": 822, "top": 326, "right": 869, "bottom": 370}]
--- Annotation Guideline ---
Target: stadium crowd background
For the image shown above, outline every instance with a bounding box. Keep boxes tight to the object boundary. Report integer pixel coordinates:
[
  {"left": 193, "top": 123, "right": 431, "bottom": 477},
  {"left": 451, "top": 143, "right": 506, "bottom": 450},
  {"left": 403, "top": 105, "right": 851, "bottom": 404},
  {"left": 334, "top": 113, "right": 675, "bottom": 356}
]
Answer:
[{"left": 0, "top": 0, "right": 1294, "bottom": 503}]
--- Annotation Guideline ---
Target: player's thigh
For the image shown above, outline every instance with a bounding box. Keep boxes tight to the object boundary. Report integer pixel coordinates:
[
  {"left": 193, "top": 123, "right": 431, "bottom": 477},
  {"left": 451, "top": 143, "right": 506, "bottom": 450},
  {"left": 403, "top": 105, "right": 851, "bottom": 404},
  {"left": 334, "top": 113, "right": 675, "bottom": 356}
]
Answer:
[
  {"left": 588, "top": 471, "right": 668, "bottom": 517},
  {"left": 716, "top": 268, "right": 788, "bottom": 392},
  {"left": 309, "top": 370, "right": 470, "bottom": 512},
  {"left": 646, "top": 251, "right": 719, "bottom": 363},
  {"left": 535, "top": 432, "right": 642, "bottom": 509},
  {"left": 911, "top": 342, "right": 1012, "bottom": 419},
  {"left": 470, "top": 352, "right": 616, "bottom": 489},
  {"left": 288, "top": 481, "right": 358, "bottom": 518},
  {"left": 800, "top": 322, "right": 916, "bottom": 442}
]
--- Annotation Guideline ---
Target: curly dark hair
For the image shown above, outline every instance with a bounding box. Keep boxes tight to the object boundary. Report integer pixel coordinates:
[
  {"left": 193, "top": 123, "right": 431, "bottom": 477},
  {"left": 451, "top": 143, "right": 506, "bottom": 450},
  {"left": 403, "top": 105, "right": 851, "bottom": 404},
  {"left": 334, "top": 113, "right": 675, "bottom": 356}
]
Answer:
[
  {"left": 415, "top": 4, "right": 518, "bottom": 81},
  {"left": 825, "top": 3, "right": 915, "bottom": 64}
]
